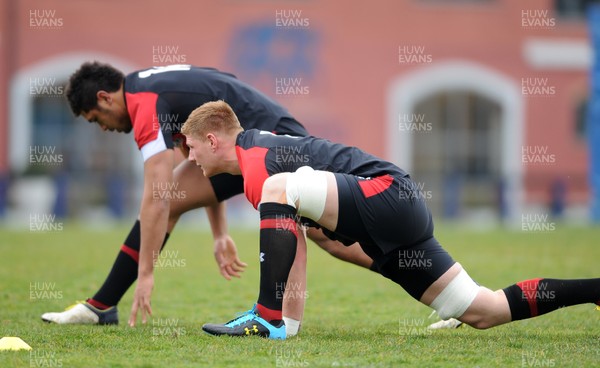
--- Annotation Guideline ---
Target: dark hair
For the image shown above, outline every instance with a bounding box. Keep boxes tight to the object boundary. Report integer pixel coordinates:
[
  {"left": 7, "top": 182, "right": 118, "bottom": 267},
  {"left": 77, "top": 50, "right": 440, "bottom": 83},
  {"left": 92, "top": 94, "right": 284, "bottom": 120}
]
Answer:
[{"left": 65, "top": 61, "right": 125, "bottom": 116}]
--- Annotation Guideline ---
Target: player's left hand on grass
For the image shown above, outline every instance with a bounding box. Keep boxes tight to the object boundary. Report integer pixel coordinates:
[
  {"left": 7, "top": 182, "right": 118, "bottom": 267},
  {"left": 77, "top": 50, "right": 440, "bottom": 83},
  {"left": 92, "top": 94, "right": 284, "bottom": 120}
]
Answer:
[
  {"left": 128, "top": 274, "right": 154, "bottom": 327},
  {"left": 214, "top": 234, "right": 247, "bottom": 280}
]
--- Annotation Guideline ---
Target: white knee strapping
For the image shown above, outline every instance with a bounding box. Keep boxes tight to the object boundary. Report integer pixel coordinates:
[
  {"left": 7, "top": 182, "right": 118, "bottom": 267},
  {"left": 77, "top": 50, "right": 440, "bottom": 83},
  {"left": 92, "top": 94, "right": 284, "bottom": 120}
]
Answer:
[
  {"left": 285, "top": 166, "right": 328, "bottom": 221},
  {"left": 429, "top": 269, "right": 480, "bottom": 320}
]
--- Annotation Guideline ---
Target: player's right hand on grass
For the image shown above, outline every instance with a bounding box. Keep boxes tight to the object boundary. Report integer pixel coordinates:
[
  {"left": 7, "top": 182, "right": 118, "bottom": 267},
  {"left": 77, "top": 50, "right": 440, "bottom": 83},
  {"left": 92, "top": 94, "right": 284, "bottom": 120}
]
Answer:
[{"left": 214, "top": 234, "right": 247, "bottom": 280}]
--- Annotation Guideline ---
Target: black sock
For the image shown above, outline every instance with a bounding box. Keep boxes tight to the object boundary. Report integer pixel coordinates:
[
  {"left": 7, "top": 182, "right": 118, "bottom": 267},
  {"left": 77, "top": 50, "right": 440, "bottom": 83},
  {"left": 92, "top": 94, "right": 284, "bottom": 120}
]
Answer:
[
  {"left": 89, "top": 220, "right": 170, "bottom": 309},
  {"left": 256, "top": 203, "right": 298, "bottom": 322},
  {"left": 503, "top": 278, "right": 600, "bottom": 320}
]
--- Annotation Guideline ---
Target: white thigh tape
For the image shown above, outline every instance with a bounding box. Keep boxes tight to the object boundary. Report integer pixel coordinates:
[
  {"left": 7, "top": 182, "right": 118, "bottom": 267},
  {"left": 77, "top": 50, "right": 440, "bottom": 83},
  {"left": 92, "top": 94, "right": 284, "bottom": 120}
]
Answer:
[
  {"left": 285, "top": 166, "right": 328, "bottom": 221},
  {"left": 430, "top": 269, "right": 479, "bottom": 320}
]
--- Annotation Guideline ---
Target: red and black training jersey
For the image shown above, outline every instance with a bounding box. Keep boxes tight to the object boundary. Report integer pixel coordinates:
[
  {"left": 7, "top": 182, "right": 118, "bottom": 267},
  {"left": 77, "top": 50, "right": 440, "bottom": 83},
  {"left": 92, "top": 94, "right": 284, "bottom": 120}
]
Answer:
[
  {"left": 124, "top": 65, "right": 305, "bottom": 161},
  {"left": 235, "top": 129, "right": 409, "bottom": 209}
]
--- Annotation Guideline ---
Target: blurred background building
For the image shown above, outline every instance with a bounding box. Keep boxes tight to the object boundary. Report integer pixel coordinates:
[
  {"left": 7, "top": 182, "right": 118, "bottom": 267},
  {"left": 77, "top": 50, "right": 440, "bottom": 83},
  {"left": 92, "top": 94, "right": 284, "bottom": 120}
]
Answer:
[{"left": 0, "top": 0, "right": 597, "bottom": 228}]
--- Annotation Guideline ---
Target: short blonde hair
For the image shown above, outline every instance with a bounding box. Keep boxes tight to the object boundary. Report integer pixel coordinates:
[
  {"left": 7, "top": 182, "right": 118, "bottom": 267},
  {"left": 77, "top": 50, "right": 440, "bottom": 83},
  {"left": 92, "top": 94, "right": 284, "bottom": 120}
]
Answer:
[{"left": 181, "top": 100, "right": 243, "bottom": 140}]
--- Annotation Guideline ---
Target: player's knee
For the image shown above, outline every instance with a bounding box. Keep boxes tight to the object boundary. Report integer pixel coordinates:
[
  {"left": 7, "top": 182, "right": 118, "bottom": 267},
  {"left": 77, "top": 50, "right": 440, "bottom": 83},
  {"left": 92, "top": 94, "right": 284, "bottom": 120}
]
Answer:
[
  {"left": 470, "top": 319, "right": 495, "bottom": 330},
  {"left": 430, "top": 269, "right": 480, "bottom": 320},
  {"left": 458, "top": 289, "right": 507, "bottom": 329},
  {"left": 285, "top": 166, "right": 328, "bottom": 221},
  {"left": 460, "top": 313, "right": 494, "bottom": 330},
  {"left": 261, "top": 174, "right": 289, "bottom": 203}
]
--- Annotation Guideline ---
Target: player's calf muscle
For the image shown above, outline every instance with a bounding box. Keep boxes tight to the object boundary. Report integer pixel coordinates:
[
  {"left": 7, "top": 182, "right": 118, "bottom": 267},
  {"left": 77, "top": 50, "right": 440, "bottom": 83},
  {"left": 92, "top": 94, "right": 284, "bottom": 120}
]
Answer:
[{"left": 458, "top": 289, "right": 511, "bottom": 329}]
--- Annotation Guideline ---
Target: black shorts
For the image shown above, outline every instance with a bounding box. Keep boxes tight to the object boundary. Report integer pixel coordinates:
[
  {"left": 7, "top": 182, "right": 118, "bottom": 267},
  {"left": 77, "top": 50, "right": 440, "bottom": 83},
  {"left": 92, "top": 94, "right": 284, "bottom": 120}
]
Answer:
[
  {"left": 333, "top": 173, "right": 455, "bottom": 300},
  {"left": 209, "top": 173, "right": 244, "bottom": 202},
  {"left": 209, "top": 118, "right": 308, "bottom": 202}
]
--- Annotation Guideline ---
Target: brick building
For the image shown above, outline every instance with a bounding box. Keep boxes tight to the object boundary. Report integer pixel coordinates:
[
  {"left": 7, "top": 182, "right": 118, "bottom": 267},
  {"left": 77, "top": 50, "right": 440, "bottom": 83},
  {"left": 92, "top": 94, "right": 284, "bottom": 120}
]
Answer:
[{"left": 0, "top": 0, "right": 594, "bottom": 224}]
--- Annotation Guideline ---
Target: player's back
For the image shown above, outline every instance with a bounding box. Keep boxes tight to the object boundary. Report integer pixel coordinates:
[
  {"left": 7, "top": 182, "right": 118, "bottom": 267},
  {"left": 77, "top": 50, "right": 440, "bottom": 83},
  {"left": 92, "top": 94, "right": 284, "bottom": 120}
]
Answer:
[
  {"left": 237, "top": 129, "right": 409, "bottom": 180},
  {"left": 125, "top": 65, "right": 296, "bottom": 132}
]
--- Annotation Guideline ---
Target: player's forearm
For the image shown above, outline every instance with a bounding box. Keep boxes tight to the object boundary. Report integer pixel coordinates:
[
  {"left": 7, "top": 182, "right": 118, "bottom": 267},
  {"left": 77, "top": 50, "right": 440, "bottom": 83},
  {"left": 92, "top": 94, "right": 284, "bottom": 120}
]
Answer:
[
  {"left": 138, "top": 149, "right": 174, "bottom": 277},
  {"left": 206, "top": 201, "right": 228, "bottom": 239},
  {"left": 138, "top": 194, "right": 170, "bottom": 277}
]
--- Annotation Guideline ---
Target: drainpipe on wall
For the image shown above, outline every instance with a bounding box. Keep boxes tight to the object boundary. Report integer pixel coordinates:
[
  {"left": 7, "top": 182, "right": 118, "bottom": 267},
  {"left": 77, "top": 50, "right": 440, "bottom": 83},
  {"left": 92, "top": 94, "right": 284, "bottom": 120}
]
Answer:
[{"left": 588, "top": 3, "right": 600, "bottom": 223}]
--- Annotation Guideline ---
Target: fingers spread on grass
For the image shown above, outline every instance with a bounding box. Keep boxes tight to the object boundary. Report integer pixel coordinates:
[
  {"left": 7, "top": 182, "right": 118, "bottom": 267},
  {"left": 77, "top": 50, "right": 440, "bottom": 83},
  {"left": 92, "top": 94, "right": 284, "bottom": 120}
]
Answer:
[
  {"left": 234, "top": 258, "right": 248, "bottom": 269},
  {"left": 220, "top": 267, "right": 232, "bottom": 280},
  {"left": 226, "top": 264, "right": 241, "bottom": 279},
  {"left": 141, "top": 302, "right": 152, "bottom": 324},
  {"left": 128, "top": 302, "right": 138, "bottom": 327}
]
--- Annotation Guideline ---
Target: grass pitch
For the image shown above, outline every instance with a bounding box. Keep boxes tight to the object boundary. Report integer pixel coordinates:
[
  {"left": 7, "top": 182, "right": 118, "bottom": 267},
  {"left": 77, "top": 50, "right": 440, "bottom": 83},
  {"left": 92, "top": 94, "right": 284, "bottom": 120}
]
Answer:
[{"left": 0, "top": 222, "right": 599, "bottom": 367}]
